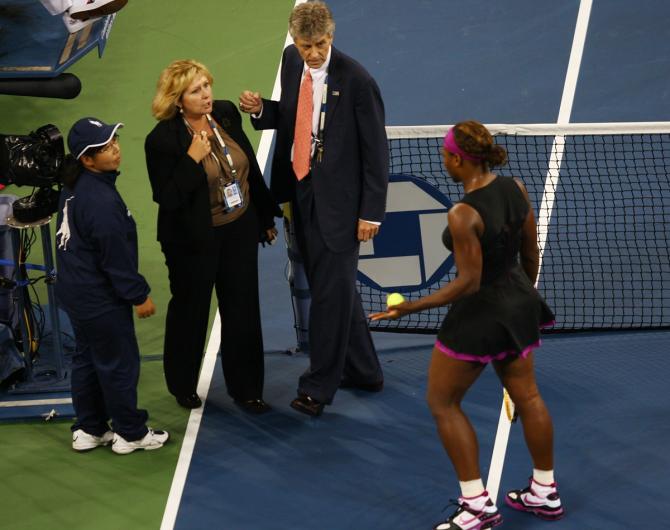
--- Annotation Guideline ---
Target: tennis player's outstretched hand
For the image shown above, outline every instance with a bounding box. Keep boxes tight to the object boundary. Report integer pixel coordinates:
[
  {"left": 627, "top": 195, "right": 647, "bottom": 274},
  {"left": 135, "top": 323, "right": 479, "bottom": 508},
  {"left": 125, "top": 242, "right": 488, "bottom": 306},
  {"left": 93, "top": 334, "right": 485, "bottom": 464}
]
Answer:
[
  {"left": 239, "top": 91, "right": 262, "bottom": 114},
  {"left": 369, "top": 301, "right": 412, "bottom": 321}
]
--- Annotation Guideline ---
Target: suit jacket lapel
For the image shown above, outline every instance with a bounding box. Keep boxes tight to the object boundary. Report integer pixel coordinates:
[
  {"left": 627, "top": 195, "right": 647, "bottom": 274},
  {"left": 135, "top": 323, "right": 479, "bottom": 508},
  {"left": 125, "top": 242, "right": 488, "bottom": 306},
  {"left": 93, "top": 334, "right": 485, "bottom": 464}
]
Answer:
[
  {"left": 323, "top": 47, "right": 341, "bottom": 135},
  {"left": 171, "top": 116, "right": 192, "bottom": 153},
  {"left": 286, "top": 47, "right": 303, "bottom": 138},
  {"left": 285, "top": 45, "right": 340, "bottom": 139}
]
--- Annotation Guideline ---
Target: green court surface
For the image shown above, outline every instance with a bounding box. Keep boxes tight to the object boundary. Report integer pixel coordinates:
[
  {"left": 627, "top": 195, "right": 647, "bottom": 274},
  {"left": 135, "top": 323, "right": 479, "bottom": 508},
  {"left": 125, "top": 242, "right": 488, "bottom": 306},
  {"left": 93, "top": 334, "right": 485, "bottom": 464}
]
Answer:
[{"left": 0, "top": 1, "right": 294, "bottom": 528}]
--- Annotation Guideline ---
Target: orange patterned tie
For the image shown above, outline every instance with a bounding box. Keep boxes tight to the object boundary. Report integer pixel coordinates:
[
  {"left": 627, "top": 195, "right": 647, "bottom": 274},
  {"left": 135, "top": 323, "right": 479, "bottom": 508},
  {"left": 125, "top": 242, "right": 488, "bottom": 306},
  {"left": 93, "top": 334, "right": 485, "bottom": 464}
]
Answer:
[{"left": 292, "top": 70, "right": 313, "bottom": 180}]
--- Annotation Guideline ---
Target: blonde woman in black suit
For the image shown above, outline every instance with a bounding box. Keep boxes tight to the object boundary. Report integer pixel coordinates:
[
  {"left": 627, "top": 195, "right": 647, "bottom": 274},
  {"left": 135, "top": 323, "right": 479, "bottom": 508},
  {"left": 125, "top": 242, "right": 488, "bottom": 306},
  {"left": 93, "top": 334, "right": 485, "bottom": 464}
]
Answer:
[{"left": 145, "top": 60, "right": 281, "bottom": 412}]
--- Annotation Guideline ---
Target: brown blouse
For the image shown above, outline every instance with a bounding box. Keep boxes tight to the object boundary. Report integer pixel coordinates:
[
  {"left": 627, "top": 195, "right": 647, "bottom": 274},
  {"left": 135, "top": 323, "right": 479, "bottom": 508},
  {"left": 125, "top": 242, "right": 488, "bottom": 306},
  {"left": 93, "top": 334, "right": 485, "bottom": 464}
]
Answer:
[{"left": 200, "top": 123, "right": 250, "bottom": 226}]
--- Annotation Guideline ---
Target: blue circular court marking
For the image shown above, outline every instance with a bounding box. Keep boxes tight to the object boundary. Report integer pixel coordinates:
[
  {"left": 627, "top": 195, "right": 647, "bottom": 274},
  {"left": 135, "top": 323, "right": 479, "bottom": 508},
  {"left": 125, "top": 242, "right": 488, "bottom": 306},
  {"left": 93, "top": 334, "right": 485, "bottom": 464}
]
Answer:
[{"left": 357, "top": 174, "right": 454, "bottom": 293}]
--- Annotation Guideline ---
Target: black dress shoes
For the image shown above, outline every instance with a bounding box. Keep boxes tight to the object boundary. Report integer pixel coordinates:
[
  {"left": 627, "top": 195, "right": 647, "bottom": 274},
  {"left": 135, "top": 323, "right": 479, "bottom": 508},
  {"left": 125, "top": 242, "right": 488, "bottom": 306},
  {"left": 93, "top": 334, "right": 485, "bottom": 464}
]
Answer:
[
  {"left": 339, "top": 379, "right": 384, "bottom": 392},
  {"left": 234, "top": 398, "right": 271, "bottom": 415},
  {"left": 290, "top": 394, "right": 324, "bottom": 417},
  {"left": 176, "top": 393, "right": 202, "bottom": 409}
]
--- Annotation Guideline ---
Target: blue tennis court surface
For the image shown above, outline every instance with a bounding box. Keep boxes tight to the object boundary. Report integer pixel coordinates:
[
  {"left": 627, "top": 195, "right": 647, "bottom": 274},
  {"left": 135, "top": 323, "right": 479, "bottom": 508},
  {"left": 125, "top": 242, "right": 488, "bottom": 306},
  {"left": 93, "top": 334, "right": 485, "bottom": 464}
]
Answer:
[
  {"left": 177, "top": 331, "right": 670, "bottom": 530},
  {"left": 571, "top": 0, "right": 670, "bottom": 122},
  {"left": 170, "top": 1, "right": 670, "bottom": 528},
  {"left": 332, "top": 0, "right": 670, "bottom": 125},
  {"left": 332, "top": 0, "right": 580, "bottom": 125}
]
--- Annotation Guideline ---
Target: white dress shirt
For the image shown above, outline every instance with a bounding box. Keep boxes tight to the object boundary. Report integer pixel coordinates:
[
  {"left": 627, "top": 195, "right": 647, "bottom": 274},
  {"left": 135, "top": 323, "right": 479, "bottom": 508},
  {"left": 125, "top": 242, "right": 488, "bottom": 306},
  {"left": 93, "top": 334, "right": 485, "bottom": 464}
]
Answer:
[{"left": 302, "top": 47, "right": 331, "bottom": 146}]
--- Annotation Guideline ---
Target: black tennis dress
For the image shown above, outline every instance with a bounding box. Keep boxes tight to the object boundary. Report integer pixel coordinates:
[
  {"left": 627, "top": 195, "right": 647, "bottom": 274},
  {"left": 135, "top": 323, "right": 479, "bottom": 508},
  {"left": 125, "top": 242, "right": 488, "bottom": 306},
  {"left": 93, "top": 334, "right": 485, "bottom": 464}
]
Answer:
[{"left": 436, "top": 176, "right": 555, "bottom": 363}]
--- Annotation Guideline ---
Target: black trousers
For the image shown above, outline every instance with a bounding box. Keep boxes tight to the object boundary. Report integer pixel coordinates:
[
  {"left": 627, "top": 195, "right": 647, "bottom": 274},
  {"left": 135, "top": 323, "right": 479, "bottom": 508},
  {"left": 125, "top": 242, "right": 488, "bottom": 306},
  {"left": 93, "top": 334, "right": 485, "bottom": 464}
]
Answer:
[
  {"left": 161, "top": 206, "right": 265, "bottom": 401},
  {"left": 70, "top": 306, "right": 149, "bottom": 441},
  {"left": 294, "top": 178, "right": 383, "bottom": 404}
]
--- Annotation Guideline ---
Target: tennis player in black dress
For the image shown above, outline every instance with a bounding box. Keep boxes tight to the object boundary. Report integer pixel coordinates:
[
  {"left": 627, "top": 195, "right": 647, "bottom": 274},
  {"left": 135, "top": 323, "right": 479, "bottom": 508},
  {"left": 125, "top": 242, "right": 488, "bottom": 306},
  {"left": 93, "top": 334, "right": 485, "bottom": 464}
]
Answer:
[{"left": 371, "top": 121, "right": 564, "bottom": 530}]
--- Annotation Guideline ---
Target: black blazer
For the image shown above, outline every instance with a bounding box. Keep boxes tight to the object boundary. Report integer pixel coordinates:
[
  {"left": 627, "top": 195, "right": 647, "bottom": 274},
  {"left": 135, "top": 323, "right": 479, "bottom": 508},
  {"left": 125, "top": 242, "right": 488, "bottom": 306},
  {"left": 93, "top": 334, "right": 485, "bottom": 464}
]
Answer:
[
  {"left": 145, "top": 100, "right": 281, "bottom": 250},
  {"left": 252, "top": 46, "right": 388, "bottom": 253}
]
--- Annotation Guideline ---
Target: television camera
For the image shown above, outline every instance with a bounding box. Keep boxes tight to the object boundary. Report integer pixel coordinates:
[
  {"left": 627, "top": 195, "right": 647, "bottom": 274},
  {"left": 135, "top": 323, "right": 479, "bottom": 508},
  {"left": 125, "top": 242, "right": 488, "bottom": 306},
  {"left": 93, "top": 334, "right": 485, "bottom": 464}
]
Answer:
[{"left": 0, "top": 124, "right": 65, "bottom": 223}]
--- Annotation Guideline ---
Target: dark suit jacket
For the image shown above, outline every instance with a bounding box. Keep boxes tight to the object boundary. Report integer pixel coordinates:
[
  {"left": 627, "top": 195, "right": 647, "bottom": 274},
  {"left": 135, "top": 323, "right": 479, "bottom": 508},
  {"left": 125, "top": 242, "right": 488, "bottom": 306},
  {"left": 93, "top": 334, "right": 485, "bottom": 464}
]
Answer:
[
  {"left": 145, "top": 100, "right": 281, "bottom": 251},
  {"left": 252, "top": 45, "right": 388, "bottom": 253}
]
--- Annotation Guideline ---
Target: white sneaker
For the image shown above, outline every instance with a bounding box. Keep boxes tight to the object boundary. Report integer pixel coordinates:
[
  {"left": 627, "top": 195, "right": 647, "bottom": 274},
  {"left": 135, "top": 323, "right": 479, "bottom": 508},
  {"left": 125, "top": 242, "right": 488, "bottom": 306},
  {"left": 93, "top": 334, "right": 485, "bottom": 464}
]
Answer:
[
  {"left": 62, "top": 12, "right": 100, "bottom": 33},
  {"left": 69, "top": 0, "right": 128, "bottom": 20},
  {"left": 505, "top": 478, "right": 565, "bottom": 520},
  {"left": 72, "top": 429, "right": 114, "bottom": 451},
  {"left": 41, "top": 0, "right": 72, "bottom": 16},
  {"left": 434, "top": 494, "right": 502, "bottom": 530},
  {"left": 112, "top": 428, "right": 169, "bottom": 455}
]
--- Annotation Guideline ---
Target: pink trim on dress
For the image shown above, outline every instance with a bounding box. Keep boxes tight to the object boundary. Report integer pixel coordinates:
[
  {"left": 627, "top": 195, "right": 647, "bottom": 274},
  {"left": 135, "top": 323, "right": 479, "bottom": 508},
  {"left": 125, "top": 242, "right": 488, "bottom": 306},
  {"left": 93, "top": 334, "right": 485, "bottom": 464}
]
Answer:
[
  {"left": 434, "top": 339, "right": 539, "bottom": 363},
  {"left": 435, "top": 339, "right": 540, "bottom": 363},
  {"left": 435, "top": 319, "right": 554, "bottom": 363}
]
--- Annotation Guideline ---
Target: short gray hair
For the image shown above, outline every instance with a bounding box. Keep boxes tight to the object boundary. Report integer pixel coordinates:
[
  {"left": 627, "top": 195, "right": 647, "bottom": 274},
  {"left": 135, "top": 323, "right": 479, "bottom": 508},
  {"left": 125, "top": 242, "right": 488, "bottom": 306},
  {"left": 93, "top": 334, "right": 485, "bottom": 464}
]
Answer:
[{"left": 288, "top": 1, "right": 335, "bottom": 40}]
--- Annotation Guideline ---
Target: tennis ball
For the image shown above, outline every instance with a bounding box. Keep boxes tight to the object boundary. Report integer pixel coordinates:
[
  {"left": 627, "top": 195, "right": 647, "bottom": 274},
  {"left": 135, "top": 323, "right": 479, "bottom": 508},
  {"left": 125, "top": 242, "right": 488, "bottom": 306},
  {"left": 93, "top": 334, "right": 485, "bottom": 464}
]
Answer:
[{"left": 386, "top": 292, "right": 405, "bottom": 307}]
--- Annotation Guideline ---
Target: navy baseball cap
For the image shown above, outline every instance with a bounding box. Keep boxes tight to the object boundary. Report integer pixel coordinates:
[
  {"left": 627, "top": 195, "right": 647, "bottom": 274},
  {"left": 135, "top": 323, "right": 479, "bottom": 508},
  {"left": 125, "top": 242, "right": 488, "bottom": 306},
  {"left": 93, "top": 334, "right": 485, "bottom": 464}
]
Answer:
[{"left": 68, "top": 117, "right": 123, "bottom": 159}]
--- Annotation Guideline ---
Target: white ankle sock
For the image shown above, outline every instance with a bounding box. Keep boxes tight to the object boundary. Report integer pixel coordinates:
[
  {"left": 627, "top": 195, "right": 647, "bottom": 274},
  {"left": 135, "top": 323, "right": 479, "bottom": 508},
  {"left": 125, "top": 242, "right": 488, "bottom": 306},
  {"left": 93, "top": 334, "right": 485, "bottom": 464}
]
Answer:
[
  {"left": 459, "top": 478, "right": 485, "bottom": 499},
  {"left": 532, "top": 468, "right": 555, "bottom": 486}
]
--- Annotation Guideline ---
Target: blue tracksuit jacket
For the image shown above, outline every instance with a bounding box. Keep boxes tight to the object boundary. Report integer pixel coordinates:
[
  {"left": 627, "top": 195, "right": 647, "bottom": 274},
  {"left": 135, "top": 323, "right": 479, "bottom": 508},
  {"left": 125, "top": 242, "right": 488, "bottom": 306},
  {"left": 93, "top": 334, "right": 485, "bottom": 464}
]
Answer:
[{"left": 55, "top": 169, "right": 150, "bottom": 320}]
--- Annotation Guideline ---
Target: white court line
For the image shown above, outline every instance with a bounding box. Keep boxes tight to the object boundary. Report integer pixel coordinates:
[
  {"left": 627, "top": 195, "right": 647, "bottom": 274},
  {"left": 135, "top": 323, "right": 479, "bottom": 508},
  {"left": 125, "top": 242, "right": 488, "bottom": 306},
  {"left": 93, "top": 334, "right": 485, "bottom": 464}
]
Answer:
[
  {"left": 160, "top": 312, "right": 221, "bottom": 530},
  {"left": 0, "top": 397, "right": 72, "bottom": 407},
  {"left": 485, "top": 0, "right": 593, "bottom": 504},
  {"left": 159, "top": 3, "right": 306, "bottom": 529},
  {"left": 255, "top": 20, "right": 297, "bottom": 172}
]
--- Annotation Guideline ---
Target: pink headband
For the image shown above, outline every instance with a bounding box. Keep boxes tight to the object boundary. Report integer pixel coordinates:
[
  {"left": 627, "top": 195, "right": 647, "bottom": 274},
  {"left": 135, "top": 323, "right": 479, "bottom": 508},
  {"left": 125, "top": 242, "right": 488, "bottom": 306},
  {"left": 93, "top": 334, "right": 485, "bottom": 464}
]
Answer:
[{"left": 443, "top": 128, "right": 484, "bottom": 162}]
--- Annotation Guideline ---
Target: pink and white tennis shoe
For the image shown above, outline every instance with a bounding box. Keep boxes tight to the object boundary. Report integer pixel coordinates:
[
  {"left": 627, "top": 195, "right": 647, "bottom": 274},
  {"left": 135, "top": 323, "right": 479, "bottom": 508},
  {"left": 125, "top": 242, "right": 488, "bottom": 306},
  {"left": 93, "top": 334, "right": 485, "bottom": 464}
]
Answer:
[{"left": 505, "top": 477, "right": 565, "bottom": 520}]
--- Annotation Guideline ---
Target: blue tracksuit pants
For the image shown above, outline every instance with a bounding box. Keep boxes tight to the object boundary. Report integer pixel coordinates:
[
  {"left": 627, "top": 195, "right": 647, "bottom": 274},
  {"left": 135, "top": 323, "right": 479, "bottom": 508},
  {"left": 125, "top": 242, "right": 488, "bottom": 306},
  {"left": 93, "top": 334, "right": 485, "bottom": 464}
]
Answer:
[{"left": 69, "top": 305, "right": 148, "bottom": 441}]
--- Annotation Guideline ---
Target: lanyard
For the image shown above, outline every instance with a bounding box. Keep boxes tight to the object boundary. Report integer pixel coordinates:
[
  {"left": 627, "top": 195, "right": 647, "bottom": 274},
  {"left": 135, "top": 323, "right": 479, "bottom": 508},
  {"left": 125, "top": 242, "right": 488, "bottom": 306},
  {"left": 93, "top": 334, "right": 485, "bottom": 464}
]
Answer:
[
  {"left": 317, "top": 74, "right": 328, "bottom": 139},
  {"left": 315, "top": 73, "right": 328, "bottom": 162},
  {"left": 183, "top": 115, "right": 238, "bottom": 179},
  {"left": 205, "top": 114, "right": 237, "bottom": 178}
]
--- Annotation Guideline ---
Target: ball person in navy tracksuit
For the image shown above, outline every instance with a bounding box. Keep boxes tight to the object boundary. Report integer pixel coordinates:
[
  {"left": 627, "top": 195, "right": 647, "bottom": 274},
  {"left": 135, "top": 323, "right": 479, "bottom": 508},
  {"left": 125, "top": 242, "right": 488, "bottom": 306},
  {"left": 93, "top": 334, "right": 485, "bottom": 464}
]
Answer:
[{"left": 56, "top": 117, "right": 169, "bottom": 454}]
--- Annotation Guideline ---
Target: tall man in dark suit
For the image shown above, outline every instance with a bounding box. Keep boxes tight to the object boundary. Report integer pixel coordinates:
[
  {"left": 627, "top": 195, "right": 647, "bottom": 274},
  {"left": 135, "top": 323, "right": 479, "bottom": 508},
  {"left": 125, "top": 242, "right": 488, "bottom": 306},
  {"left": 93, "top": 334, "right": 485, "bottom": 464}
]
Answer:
[{"left": 240, "top": 1, "right": 388, "bottom": 416}]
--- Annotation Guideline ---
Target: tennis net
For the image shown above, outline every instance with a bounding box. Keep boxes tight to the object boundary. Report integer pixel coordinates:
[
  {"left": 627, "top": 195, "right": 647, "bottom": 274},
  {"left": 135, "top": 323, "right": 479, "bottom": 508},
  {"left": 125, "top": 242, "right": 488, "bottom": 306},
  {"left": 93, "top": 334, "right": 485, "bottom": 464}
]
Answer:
[{"left": 362, "top": 122, "right": 670, "bottom": 333}]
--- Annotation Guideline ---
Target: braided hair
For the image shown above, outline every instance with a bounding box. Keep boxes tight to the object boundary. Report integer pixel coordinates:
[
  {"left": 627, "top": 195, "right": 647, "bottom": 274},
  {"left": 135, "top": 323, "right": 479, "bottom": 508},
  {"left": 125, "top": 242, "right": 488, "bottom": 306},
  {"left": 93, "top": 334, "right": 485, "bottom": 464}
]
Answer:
[{"left": 453, "top": 120, "right": 508, "bottom": 168}]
